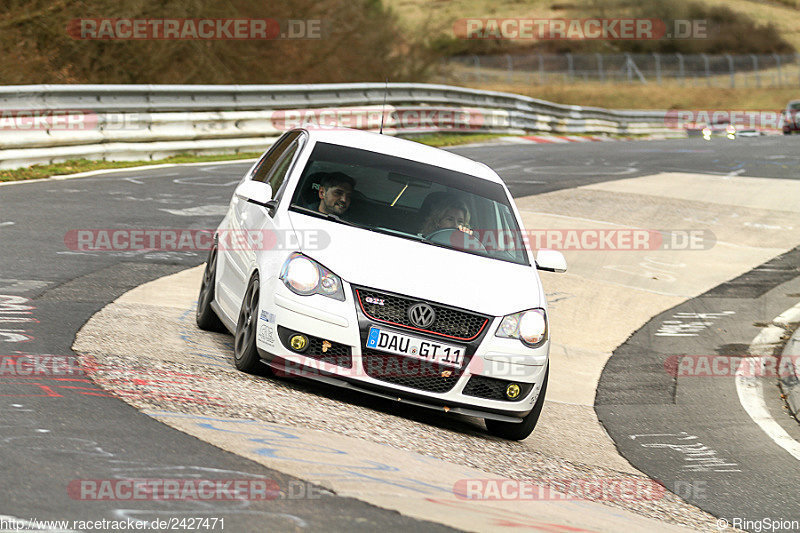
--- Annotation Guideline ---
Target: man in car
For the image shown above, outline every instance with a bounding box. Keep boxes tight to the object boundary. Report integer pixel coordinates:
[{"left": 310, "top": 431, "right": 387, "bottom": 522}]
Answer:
[{"left": 310, "top": 172, "right": 356, "bottom": 216}]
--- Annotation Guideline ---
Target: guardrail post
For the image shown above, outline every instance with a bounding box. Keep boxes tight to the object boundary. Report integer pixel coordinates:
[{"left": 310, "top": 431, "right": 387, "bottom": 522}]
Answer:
[
  {"left": 794, "top": 54, "right": 800, "bottom": 85},
  {"left": 797, "top": 53, "right": 800, "bottom": 87},
  {"left": 624, "top": 54, "right": 646, "bottom": 83},
  {"left": 567, "top": 53, "right": 574, "bottom": 82},
  {"left": 676, "top": 53, "right": 685, "bottom": 86},
  {"left": 725, "top": 53, "right": 734, "bottom": 88},
  {"left": 751, "top": 54, "right": 760, "bottom": 88},
  {"left": 596, "top": 53, "right": 604, "bottom": 82},
  {"left": 625, "top": 53, "right": 632, "bottom": 82},
  {"left": 701, "top": 53, "right": 710, "bottom": 87},
  {"left": 653, "top": 53, "right": 661, "bottom": 84},
  {"left": 773, "top": 53, "right": 782, "bottom": 87},
  {"left": 538, "top": 53, "right": 545, "bottom": 84},
  {"left": 471, "top": 55, "right": 481, "bottom": 82}
]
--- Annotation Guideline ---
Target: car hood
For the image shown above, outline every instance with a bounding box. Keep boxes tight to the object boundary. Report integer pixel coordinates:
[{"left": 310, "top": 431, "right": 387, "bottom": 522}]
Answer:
[{"left": 288, "top": 212, "right": 543, "bottom": 317}]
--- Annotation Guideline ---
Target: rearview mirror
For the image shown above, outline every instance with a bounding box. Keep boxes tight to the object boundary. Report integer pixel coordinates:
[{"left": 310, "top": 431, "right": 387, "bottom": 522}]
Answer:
[
  {"left": 536, "top": 249, "right": 567, "bottom": 273},
  {"left": 387, "top": 172, "right": 431, "bottom": 188}
]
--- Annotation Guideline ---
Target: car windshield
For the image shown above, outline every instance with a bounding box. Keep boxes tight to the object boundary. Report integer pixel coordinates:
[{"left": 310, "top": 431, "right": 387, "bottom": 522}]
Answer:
[
  {"left": 289, "top": 141, "right": 529, "bottom": 266},
  {"left": 790, "top": 102, "right": 800, "bottom": 111}
]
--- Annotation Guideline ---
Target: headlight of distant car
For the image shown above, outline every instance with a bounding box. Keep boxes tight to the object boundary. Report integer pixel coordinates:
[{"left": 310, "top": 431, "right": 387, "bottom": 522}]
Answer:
[
  {"left": 280, "top": 252, "right": 345, "bottom": 301},
  {"left": 495, "top": 308, "right": 547, "bottom": 347}
]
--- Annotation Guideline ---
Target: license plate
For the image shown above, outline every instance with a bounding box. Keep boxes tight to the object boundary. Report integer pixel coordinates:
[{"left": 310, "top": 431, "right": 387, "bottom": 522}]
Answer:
[{"left": 366, "top": 327, "right": 464, "bottom": 367}]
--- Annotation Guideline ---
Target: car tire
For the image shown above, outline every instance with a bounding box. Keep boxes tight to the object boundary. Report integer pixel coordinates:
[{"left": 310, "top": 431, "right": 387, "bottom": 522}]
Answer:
[
  {"left": 196, "top": 245, "right": 225, "bottom": 332},
  {"left": 485, "top": 366, "right": 548, "bottom": 441},
  {"left": 233, "top": 273, "right": 264, "bottom": 374}
]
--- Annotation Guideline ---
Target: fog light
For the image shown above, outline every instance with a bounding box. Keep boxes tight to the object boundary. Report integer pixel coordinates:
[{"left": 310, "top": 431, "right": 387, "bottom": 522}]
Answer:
[
  {"left": 505, "top": 383, "right": 521, "bottom": 399},
  {"left": 289, "top": 335, "right": 308, "bottom": 351}
]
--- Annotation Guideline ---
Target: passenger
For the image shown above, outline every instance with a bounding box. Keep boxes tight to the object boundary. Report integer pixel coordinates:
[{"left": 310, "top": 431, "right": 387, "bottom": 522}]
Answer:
[
  {"left": 309, "top": 172, "right": 356, "bottom": 216},
  {"left": 419, "top": 198, "right": 471, "bottom": 236}
]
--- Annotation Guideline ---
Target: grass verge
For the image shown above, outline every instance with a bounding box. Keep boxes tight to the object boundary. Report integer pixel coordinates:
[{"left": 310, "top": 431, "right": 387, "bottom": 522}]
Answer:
[
  {"left": 0, "top": 152, "right": 262, "bottom": 183},
  {"left": 401, "top": 133, "right": 514, "bottom": 147}
]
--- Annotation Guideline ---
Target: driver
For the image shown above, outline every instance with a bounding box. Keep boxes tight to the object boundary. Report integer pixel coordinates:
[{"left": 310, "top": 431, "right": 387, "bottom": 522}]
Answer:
[
  {"left": 309, "top": 172, "right": 356, "bottom": 216},
  {"left": 419, "top": 198, "right": 471, "bottom": 236}
]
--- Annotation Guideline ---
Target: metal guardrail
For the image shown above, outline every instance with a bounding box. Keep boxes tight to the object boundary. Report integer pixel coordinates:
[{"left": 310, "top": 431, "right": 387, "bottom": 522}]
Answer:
[{"left": 0, "top": 83, "right": 680, "bottom": 169}]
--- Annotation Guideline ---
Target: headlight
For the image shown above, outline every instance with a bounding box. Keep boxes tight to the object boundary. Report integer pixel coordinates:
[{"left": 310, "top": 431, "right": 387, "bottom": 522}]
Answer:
[
  {"left": 280, "top": 253, "right": 345, "bottom": 301},
  {"left": 285, "top": 256, "right": 319, "bottom": 293},
  {"left": 495, "top": 308, "right": 547, "bottom": 347}
]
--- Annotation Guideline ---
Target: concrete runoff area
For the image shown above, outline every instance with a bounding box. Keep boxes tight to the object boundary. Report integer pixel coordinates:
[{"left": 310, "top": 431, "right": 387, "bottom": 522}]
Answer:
[{"left": 74, "top": 171, "right": 800, "bottom": 531}]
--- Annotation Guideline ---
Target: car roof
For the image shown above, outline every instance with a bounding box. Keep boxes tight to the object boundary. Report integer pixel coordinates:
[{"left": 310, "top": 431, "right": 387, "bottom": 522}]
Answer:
[{"left": 298, "top": 127, "right": 502, "bottom": 185}]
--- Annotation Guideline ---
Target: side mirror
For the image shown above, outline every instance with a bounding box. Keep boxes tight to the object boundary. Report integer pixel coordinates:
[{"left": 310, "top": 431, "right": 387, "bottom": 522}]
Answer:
[
  {"left": 235, "top": 180, "right": 275, "bottom": 213},
  {"left": 536, "top": 249, "right": 567, "bottom": 273}
]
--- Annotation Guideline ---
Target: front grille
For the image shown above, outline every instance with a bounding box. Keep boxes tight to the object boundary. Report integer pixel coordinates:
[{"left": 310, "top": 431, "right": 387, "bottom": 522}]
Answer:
[
  {"left": 361, "top": 349, "right": 463, "bottom": 393},
  {"left": 462, "top": 375, "right": 533, "bottom": 402},
  {"left": 277, "top": 326, "right": 352, "bottom": 368},
  {"left": 355, "top": 288, "right": 489, "bottom": 341}
]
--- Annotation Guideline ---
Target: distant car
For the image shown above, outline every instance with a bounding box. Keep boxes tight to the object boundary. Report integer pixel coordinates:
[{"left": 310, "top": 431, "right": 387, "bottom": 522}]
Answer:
[
  {"left": 702, "top": 120, "right": 737, "bottom": 140},
  {"left": 781, "top": 100, "right": 800, "bottom": 135},
  {"left": 196, "top": 127, "right": 567, "bottom": 440}
]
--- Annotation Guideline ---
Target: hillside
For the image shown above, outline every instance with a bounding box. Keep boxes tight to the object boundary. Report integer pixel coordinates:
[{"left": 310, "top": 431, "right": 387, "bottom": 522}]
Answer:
[
  {"left": 0, "top": 0, "right": 795, "bottom": 110},
  {"left": 0, "top": 0, "right": 433, "bottom": 84},
  {"left": 386, "top": 0, "right": 800, "bottom": 53}
]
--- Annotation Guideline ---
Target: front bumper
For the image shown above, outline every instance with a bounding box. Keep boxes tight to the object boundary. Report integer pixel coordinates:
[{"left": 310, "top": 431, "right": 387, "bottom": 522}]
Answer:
[{"left": 255, "top": 276, "right": 549, "bottom": 419}]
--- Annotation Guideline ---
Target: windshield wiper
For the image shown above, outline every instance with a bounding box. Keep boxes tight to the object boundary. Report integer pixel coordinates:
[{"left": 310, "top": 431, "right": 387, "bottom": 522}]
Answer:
[{"left": 289, "top": 205, "right": 362, "bottom": 228}]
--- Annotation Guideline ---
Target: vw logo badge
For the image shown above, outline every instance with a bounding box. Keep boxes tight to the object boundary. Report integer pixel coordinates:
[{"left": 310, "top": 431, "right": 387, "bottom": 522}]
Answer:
[{"left": 408, "top": 303, "right": 436, "bottom": 329}]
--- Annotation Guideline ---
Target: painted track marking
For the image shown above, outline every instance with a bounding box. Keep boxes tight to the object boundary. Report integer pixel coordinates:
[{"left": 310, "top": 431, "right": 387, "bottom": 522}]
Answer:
[{"left": 735, "top": 304, "right": 800, "bottom": 461}]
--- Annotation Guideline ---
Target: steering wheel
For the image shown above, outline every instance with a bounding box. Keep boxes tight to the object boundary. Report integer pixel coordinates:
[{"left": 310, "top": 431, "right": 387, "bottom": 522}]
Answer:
[{"left": 424, "top": 227, "right": 486, "bottom": 252}]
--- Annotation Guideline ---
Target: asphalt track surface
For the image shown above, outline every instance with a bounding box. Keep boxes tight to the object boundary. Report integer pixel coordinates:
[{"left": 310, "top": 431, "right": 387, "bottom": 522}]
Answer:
[{"left": 1, "top": 135, "right": 799, "bottom": 531}]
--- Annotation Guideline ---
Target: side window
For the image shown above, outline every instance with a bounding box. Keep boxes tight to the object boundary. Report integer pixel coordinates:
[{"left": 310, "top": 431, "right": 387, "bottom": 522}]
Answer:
[
  {"left": 267, "top": 143, "right": 299, "bottom": 202},
  {"left": 251, "top": 131, "right": 300, "bottom": 183}
]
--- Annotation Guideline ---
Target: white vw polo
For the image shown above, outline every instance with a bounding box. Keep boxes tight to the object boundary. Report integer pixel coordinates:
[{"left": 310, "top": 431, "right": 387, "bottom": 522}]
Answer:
[{"left": 197, "top": 127, "right": 566, "bottom": 440}]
